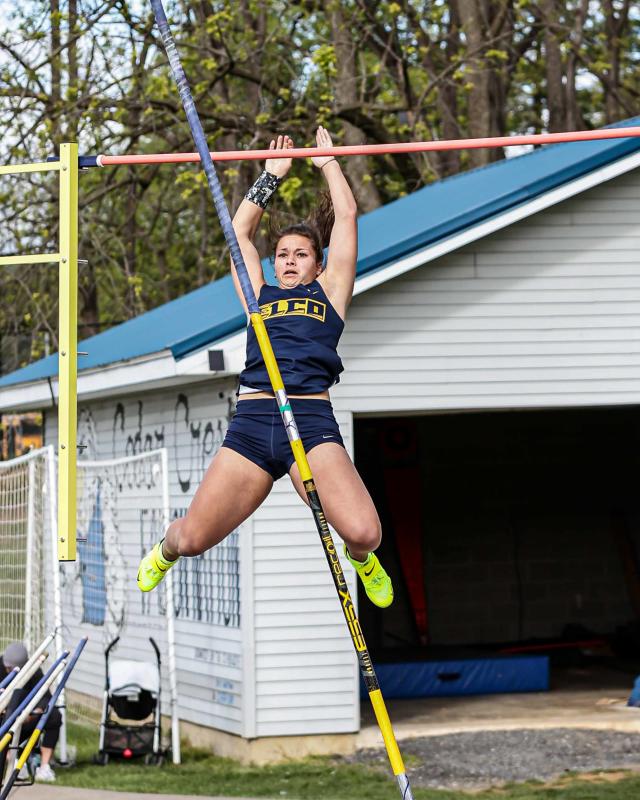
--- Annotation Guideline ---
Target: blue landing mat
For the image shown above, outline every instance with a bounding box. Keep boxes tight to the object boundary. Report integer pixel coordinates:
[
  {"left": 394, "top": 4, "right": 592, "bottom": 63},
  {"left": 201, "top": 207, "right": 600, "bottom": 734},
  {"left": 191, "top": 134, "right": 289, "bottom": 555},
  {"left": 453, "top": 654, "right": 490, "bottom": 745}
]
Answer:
[{"left": 363, "top": 655, "right": 549, "bottom": 699}]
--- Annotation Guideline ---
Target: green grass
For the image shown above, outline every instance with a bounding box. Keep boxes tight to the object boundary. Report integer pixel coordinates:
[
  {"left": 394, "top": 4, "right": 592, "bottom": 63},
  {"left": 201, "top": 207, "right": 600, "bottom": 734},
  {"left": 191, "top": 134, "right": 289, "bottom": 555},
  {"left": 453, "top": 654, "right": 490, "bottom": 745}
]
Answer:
[{"left": 56, "top": 723, "right": 640, "bottom": 799}]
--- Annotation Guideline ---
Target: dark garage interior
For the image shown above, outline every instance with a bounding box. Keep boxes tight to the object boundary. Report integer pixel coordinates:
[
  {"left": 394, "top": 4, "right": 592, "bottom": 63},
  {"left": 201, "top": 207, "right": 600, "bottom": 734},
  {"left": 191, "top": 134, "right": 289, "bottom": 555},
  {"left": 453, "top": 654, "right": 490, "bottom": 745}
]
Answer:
[{"left": 354, "top": 405, "right": 640, "bottom": 677}]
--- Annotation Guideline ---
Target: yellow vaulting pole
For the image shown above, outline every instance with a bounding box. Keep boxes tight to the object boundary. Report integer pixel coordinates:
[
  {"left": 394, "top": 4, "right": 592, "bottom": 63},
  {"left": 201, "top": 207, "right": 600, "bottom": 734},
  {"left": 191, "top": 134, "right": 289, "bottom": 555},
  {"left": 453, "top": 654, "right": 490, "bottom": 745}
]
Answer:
[
  {"left": 57, "top": 143, "right": 78, "bottom": 561},
  {"left": 252, "top": 314, "right": 410, "bottom": 793},
  {"left": 150, "top": 4, "right": 413, "bottom": 793}
]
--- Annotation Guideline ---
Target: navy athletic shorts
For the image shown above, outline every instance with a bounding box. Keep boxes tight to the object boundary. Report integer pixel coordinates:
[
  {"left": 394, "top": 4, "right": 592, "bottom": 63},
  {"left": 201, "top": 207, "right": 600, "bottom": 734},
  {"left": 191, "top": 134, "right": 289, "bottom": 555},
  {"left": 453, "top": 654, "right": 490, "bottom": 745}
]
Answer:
[{"left": 222, "top": 398, "right": 345, "bottom": 481}]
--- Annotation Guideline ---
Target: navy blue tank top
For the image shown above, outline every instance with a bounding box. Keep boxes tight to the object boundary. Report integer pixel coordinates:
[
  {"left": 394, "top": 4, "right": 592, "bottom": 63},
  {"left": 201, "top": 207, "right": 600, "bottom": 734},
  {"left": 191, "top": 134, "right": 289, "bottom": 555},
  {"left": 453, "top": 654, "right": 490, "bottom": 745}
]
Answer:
[{"left": 239, "top": 281, "right": 344, "bottom": 394}]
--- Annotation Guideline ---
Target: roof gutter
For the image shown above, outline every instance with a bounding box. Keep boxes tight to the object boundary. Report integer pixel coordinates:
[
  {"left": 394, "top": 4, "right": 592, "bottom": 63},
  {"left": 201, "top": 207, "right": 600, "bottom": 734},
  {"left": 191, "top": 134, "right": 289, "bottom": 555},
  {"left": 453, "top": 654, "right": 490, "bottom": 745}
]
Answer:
[{"left": 0, "top": 331, "right": 247, "bottom": 412}]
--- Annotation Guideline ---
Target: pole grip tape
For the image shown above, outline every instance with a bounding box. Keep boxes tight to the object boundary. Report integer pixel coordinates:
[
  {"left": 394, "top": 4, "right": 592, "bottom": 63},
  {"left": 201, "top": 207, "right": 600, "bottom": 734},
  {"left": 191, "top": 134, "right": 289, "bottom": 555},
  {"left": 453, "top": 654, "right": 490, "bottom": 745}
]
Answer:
[
  {"left": 149, "top": 0, "right": 259, "bottom": 315},
  {"left": 368, "top": 689, "right": 406, "bottom": 776}
]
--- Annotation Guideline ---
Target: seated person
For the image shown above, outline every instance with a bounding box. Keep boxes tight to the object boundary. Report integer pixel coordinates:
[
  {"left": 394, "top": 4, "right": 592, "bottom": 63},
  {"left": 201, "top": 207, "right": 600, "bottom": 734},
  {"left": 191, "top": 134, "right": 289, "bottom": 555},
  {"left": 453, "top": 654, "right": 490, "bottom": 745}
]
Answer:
[{"left": 0, "top": 642, "right": 62, "bottom": 782}]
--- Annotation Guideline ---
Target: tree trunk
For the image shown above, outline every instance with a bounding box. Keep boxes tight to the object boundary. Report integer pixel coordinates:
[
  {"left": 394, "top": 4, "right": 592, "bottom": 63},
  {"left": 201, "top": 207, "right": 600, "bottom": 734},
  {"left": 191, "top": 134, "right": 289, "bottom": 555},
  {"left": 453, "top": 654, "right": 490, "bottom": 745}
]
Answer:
[
  {"left": 453, "top": 0, "right": 494, "bottom": 168},
  {"left": 565, "top": 0, "right": 587, "bottom": 131},
  {"left": 540, "top": 0, "right": 565, "bottom": 132},
  {"left": 435, "top": 6, "right": 462, "bottom": 177},
  {"left": 80, "top": 260, "right": 100, "bottom": 337},
  {"left": 50, "top": 0, "right": 61, "bottom": 144},
  {"left": 330, "top": 2, "right": 381, "bottom": 212},
  {"left": 66, "top": 0, "right": 78, "bottom": 140},
  {"left": 602, "top": 0, "right": 629, "bottom": 123}
]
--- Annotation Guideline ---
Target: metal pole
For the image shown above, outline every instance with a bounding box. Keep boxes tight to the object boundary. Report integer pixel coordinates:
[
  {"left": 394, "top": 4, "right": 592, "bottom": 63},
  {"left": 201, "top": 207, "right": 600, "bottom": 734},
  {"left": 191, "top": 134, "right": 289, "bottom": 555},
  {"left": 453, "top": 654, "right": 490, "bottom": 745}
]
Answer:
[
  {"left": 161, "top": 448, "right": 181, "bottom": 765},
  {"left": 24, "top": 459, "right": 36, "bottom": 651},
  {"left": 47, "top": 445, "right": 68, "bottom": 763},
  {"left": 57, "top": 143, "right": 78, "bottom": 561}
]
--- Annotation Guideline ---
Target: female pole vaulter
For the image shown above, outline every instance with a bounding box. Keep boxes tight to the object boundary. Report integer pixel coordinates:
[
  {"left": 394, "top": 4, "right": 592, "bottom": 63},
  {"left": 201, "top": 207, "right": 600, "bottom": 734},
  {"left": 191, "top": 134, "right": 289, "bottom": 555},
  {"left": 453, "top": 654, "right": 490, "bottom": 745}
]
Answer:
[{"left": 138, "top": 127, "right": 393, "bottom": 610}]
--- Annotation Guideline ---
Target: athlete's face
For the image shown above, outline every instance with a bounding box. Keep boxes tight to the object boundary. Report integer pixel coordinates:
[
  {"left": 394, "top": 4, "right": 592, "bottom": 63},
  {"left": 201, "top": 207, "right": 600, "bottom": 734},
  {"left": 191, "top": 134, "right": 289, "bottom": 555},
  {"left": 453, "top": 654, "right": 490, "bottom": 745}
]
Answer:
[{"left": 274, "top": 235, "right": 322, "bottom": 289}]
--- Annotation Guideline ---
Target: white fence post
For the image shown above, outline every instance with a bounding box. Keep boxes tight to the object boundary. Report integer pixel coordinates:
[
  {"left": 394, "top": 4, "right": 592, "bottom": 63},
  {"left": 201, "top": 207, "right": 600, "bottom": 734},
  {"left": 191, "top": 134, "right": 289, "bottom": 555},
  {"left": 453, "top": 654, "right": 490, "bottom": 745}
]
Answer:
[
  {"left": 161, "top": 447, "right": 181, "bottom": 765},
  {"left": 47, "top": 445, "right": 67, "bottom": 764},
  {"left": 24, "top": 459, "right": 36, "bottom": 653}
]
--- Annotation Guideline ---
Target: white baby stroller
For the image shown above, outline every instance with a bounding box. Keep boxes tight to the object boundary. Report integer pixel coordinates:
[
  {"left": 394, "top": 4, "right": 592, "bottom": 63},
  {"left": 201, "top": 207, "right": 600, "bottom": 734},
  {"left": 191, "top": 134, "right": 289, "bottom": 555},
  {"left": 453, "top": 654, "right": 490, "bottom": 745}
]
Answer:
[{"left": 95, "top": 636, "right": 164, "bottom": 765}]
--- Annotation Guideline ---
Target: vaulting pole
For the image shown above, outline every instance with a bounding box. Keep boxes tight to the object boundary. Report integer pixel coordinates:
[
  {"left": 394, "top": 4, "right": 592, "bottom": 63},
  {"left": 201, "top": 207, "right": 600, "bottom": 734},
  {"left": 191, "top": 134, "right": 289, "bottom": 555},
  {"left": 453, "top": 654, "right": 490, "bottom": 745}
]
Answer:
[
  {"left": 76, "top": 126, "right": 640, "bottom": 167},
  {"left": 0, "top": 639, "right": 87, "bottom": 799},
  {"left": 0, "top": 652, "right": 68, "bottom": 755},
  {"left": 148, "top": 1, "right": 412, "bottom": 796}
]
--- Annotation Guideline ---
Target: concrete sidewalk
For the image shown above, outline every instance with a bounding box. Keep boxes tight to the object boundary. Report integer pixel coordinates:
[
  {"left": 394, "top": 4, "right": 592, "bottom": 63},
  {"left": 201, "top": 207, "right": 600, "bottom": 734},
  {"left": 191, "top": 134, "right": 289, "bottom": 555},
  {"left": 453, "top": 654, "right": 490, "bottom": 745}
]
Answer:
[
  {"left": 358, "top": 665, "right": 640, "bottom": 748},
  {"left": 18, "top": 788, "right": 258, "bottom": 800}
]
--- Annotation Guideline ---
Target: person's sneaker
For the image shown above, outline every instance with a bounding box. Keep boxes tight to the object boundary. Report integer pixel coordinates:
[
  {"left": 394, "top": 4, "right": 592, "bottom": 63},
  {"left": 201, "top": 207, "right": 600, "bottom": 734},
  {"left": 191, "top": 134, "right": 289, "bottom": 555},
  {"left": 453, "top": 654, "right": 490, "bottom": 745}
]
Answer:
[
  {"left": 343, "top": 545, "right": 394, "bottom": 608},
  {"left": 35, "top": 764, "right": 56, "bottom": 782},
  {"left": 137, "top": 541, "right": 178, "bottom": 592}
]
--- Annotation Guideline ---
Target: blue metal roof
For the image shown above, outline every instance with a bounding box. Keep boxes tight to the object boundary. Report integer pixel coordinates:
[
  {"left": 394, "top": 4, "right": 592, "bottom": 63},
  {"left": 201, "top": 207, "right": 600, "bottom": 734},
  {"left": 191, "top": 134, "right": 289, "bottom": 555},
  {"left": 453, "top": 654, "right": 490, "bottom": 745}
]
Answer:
[{"left": 3, "top": 117, "right": 640, "bottom": 388}]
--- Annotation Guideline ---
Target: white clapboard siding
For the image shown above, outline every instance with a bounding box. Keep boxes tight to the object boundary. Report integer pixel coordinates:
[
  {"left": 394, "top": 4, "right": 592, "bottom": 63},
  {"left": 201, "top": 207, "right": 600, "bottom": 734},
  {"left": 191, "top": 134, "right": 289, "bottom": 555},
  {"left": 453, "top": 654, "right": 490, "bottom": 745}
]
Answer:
[
  {"left": 46, "top": 381, "right": 360, "bottom": 740},
  {"left": 250, "top": 409, "right": 360, "bottom": 738},
  {"left": 332, "top": 166, "right": 640, "bottom": 415},
  {"left": 45, "top": 378, "right": 246, "bottom": 736}
]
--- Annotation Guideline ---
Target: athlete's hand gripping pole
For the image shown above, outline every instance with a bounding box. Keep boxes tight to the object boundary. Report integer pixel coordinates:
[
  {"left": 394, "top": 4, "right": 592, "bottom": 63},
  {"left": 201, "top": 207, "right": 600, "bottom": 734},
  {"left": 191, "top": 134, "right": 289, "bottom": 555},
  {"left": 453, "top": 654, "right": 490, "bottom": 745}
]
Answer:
[{"left": 148, "top": 2, "right": 412, "bottom": 796}]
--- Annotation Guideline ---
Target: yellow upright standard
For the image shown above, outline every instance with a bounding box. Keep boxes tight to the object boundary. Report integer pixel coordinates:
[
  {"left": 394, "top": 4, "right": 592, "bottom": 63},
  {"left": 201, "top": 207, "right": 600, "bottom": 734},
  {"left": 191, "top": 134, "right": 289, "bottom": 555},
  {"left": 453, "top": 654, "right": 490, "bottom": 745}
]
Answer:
[
  {"left": 57, "top": 144, "right": 78, "bottom": 561},
  {"left": 0, "top": 144, "right": 79, "bottom": 560}
]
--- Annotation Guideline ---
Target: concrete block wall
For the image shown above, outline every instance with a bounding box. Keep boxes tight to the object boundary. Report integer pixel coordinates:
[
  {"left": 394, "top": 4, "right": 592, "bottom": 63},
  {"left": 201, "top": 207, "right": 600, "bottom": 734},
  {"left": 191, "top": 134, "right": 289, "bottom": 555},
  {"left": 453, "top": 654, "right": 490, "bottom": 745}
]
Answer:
[
  {"left": 356, "top": 405, "right": 640, "bottom": 649},
  {"left": 425, "top": 510, "right": 631, "bottom": 645}
]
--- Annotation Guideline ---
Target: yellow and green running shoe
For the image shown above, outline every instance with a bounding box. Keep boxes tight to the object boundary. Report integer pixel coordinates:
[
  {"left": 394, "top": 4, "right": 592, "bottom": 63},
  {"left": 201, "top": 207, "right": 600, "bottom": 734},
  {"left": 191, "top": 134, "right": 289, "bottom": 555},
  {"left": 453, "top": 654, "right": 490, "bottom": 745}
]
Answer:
[
  {"left": 137, "top": 541, "right": 178, "bottom": 592},
  {"left": 344, "top": 545, "right": 394, "bottom": 608}
]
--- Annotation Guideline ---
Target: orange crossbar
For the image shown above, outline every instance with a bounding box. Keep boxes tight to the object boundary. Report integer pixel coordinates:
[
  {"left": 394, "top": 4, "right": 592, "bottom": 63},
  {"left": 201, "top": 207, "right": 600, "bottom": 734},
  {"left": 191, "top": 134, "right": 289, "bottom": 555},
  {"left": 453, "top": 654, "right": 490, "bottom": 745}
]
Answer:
[{"left": 93, "top": 127, "right": 640, "bottom": 166}]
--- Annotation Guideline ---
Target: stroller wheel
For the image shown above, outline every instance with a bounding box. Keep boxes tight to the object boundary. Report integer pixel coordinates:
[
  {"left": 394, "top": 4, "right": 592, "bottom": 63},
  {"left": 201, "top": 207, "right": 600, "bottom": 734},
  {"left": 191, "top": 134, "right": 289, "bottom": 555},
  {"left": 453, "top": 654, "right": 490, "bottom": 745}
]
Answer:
[{"left": 93, "top": 752, "right": 109, "bottom": 766}]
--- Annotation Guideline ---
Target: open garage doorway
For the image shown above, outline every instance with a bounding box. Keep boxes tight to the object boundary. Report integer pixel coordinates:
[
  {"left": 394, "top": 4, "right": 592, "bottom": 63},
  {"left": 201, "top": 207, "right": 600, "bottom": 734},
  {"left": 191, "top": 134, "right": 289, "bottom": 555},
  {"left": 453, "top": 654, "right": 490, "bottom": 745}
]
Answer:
[{"left": 354, "top": 406, "right": 640, "bottom": 668}]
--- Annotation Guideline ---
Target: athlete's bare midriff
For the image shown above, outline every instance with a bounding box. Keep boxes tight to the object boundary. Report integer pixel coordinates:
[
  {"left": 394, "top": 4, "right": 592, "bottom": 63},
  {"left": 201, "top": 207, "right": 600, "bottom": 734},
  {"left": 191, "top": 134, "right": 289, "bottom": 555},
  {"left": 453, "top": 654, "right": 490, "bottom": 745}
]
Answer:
[{"left": 237, "top": 390, "right": 330, "bottom": 401}]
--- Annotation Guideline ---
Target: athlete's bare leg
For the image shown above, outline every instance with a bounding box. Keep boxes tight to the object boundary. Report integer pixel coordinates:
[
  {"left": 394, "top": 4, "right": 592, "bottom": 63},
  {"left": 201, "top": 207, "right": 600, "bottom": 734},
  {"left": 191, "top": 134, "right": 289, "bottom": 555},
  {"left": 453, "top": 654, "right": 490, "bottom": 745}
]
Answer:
[
  {"left": 163, "top": 446, "right": 273, "bottom": 558},
  {"left": 288, "top": 443, "right": 381, "bottom": 562}
]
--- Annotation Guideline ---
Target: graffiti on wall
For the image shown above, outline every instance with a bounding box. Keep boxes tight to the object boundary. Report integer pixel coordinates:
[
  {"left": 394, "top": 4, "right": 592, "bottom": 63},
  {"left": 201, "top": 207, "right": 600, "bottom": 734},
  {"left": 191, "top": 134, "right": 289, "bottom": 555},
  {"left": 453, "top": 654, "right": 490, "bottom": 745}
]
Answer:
[
  {"left": 111, "top": 401, "right": 165, "bottom": 460},
  {"left": 172, "top": 393, "right": 229, "bottom": 493},
  {"left": 108, "top": 392, "right": 235, "bottom": 494},
  {"left": 157, "top": 508, "right": 240, "bottom": 628},
  {"left": 61, "top": 467, "right": 130, "bottom": 646},
  {"left": 69, "top": 390, "right": 240, "bottom": 637}
]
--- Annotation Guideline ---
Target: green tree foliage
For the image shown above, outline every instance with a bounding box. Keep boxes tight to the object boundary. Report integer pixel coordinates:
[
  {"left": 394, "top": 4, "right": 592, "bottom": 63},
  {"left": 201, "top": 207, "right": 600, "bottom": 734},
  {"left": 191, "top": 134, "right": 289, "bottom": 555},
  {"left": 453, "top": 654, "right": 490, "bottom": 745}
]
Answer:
[{"left": 0, "top": 0, "right": 639, "bottom": 374}]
